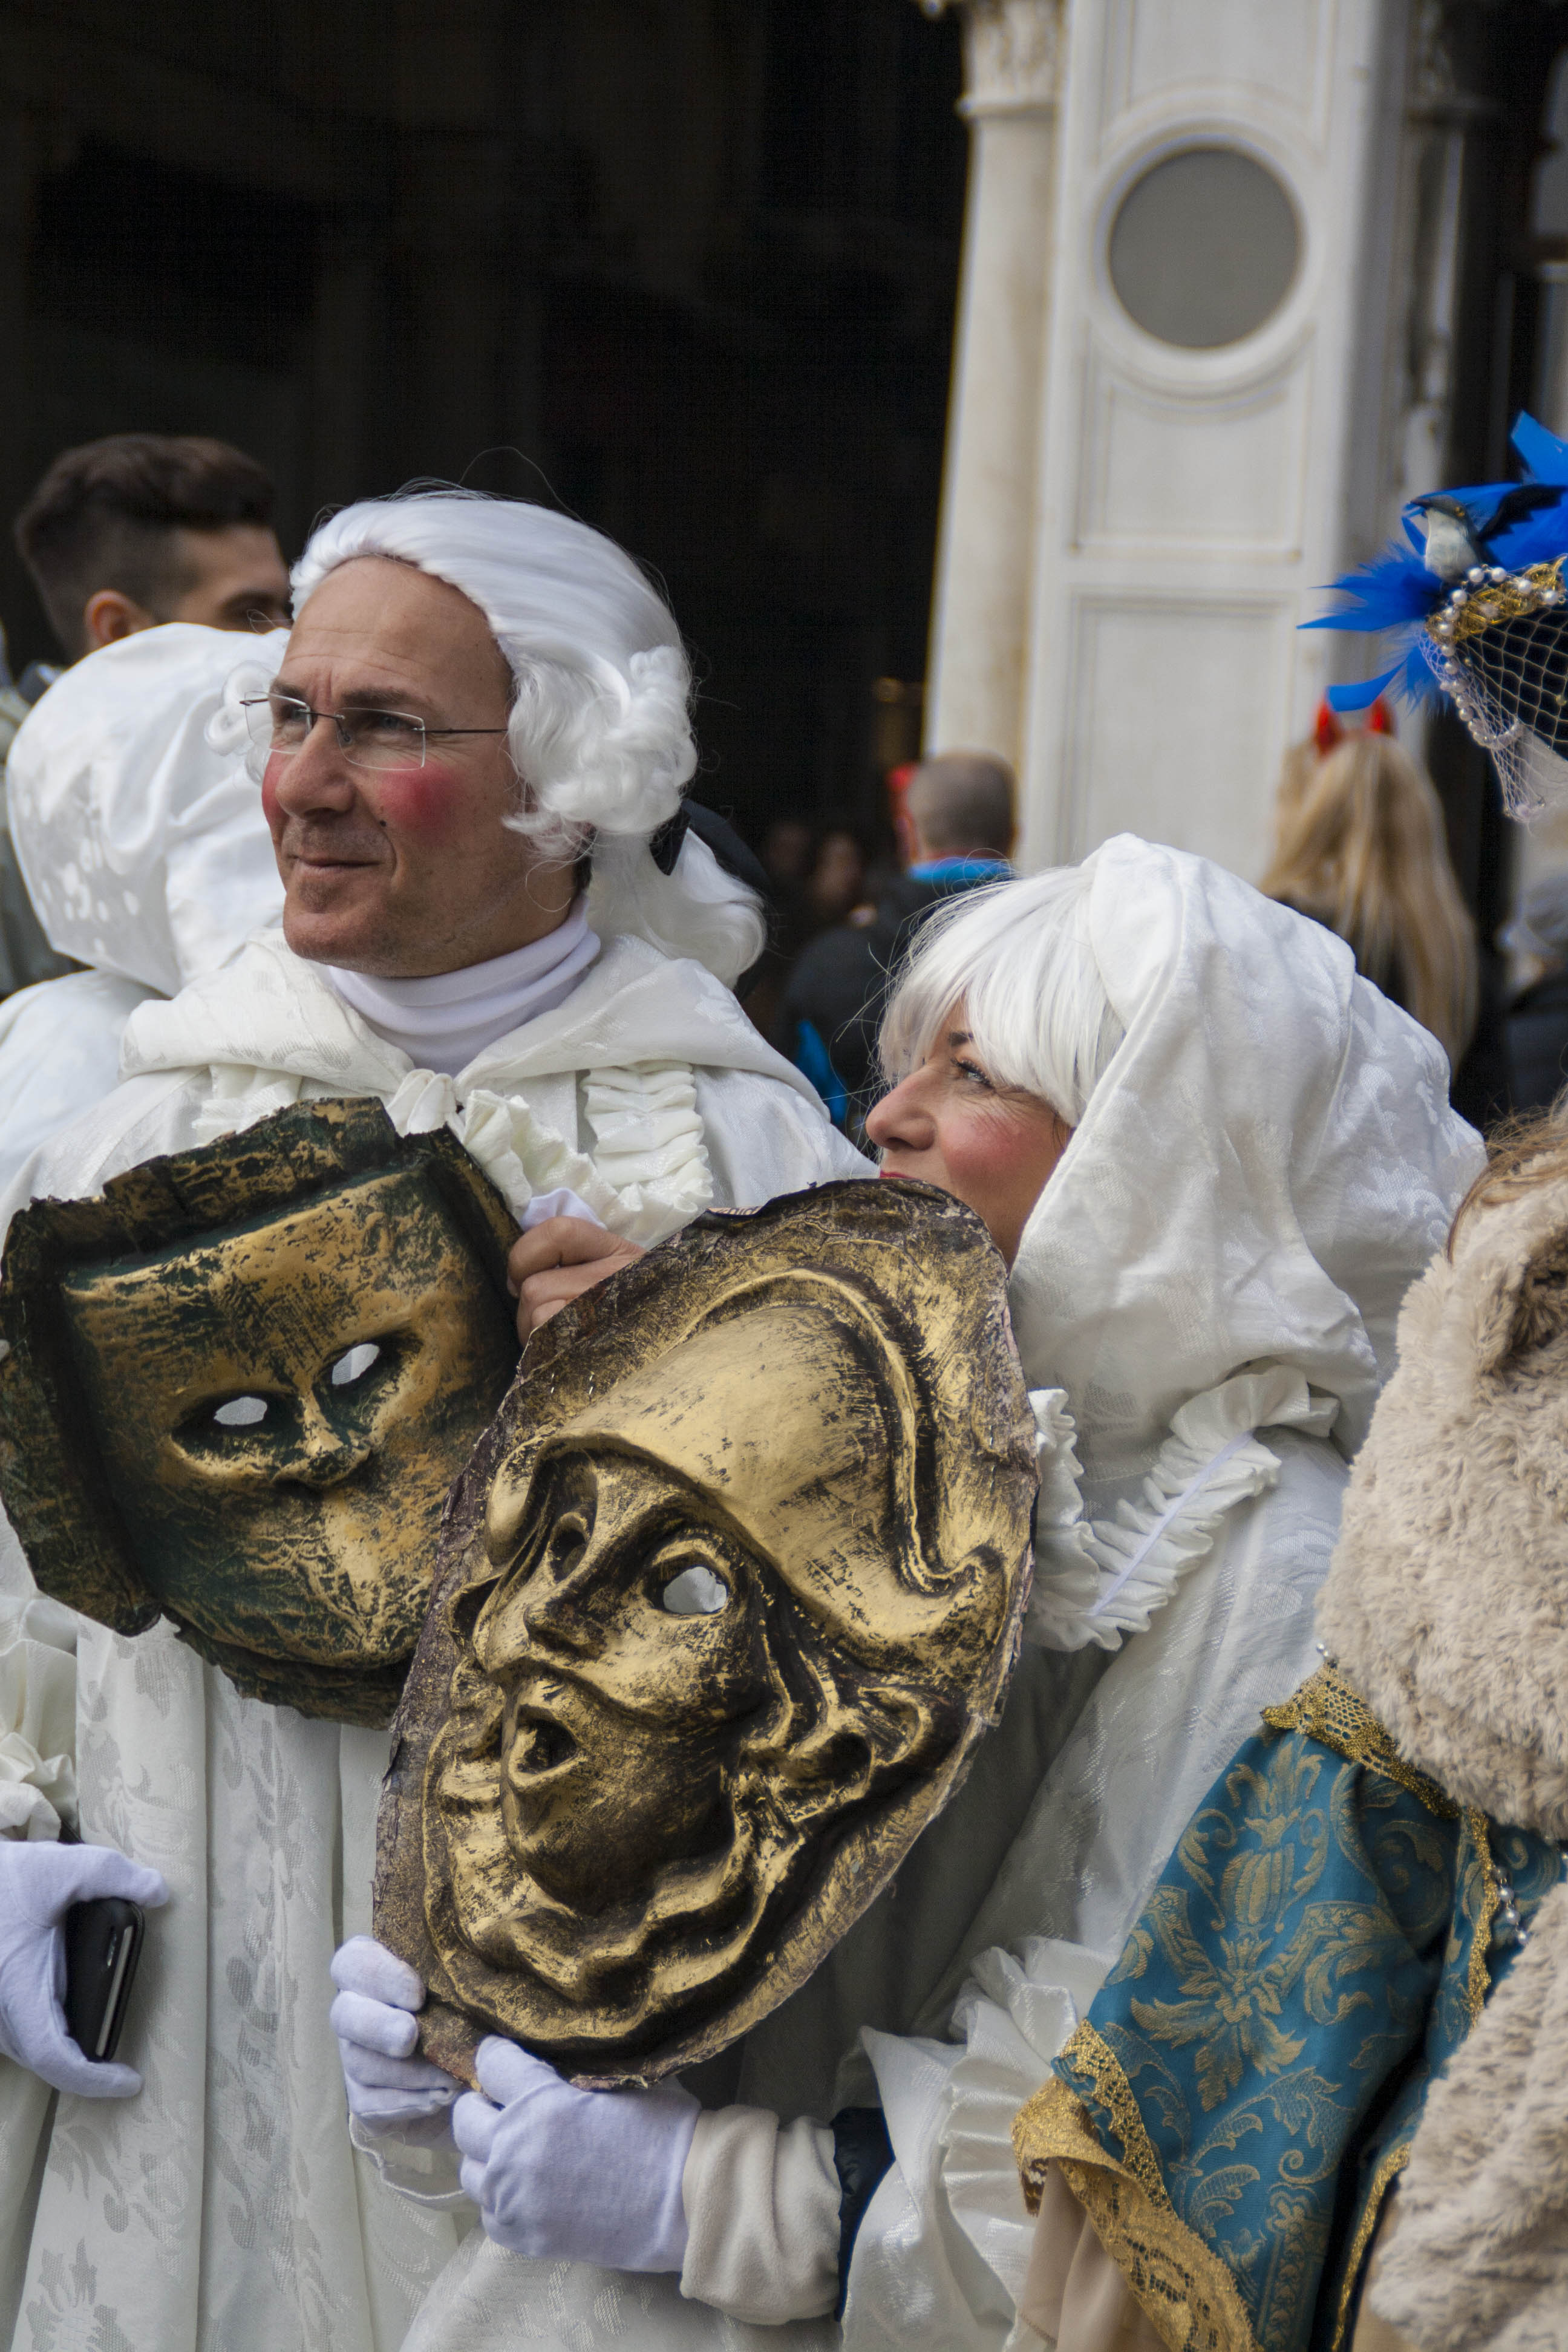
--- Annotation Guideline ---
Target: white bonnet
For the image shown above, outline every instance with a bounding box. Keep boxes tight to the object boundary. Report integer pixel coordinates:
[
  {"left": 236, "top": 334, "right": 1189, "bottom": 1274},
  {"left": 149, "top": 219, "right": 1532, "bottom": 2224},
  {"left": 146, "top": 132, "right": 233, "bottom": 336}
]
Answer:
[{"left": 7, "top": 624, "right": 286, "bottom": 996}]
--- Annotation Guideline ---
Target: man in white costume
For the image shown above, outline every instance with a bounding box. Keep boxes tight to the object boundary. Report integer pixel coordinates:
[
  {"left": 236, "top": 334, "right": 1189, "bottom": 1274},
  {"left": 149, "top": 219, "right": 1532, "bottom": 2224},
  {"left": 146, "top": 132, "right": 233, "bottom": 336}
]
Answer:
[
  {"left": 0, "top": 622, "right": 289, "bottom": 1195},
  {"left": 329, "top": 839, "right": 1484, "bottom": 2352},
  {"left": 0, "top": 488, "right": 864, "bottom": 2352}
]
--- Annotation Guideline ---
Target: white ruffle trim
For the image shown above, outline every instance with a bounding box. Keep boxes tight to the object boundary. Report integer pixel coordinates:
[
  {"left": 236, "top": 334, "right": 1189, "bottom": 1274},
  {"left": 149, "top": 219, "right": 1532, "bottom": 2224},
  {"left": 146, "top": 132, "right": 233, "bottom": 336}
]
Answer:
[
  {"left": 935, "top": 1938, "right": 1121, "bottom": 2313},
  {"left": 0, "top": 1595, "right": 80, "bottom": 1841},
  {"left": 1027, "top": 1365, "right": 1339, "bottom": 1653},
  {"left": 193, "top": 1057, "right": 714, "bottom": 1248}
]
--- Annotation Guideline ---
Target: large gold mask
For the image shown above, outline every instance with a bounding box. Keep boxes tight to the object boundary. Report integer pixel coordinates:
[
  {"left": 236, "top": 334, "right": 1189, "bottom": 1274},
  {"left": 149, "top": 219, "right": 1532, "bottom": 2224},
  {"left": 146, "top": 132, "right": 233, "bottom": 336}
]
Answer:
[
  {"left": 375, "top": 1180, "right": 1036, "bottom": 2085},
  {"left": 0, "top": 1099, "right": 519, "bottom": 1723}
]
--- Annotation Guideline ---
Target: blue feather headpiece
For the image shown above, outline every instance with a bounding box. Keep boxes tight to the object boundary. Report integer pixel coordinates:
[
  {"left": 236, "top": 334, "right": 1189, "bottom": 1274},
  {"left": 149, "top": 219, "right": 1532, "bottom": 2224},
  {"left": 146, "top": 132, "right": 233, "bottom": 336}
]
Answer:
[{"left": 1309, "top": 411, "right": 1568, "bottom": 746}]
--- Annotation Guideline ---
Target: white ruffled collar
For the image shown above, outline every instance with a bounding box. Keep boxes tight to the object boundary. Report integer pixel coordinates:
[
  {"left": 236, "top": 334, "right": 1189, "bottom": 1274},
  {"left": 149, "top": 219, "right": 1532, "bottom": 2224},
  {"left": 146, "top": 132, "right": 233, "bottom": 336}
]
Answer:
[
  {"left": 1025, "top": 1365, "right": 1339, "bottom": 1651},
  {"left": 119, "top": 928, "right": 831, "bottom": 1248}
]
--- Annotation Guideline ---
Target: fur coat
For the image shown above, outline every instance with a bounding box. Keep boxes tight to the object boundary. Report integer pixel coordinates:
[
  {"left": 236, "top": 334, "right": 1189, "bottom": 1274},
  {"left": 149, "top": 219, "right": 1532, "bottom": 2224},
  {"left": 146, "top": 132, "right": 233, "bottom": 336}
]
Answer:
[{"left": 1318, "top": 1164, "right": 1568, "bottom": 2351}]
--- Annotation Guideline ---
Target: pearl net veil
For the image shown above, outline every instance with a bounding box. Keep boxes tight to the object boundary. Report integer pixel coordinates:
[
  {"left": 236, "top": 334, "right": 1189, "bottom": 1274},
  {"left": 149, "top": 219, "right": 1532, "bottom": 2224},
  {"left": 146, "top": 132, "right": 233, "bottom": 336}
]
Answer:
[{"left": 1421, "top": 559, "right": 1568, "bottom": 817}]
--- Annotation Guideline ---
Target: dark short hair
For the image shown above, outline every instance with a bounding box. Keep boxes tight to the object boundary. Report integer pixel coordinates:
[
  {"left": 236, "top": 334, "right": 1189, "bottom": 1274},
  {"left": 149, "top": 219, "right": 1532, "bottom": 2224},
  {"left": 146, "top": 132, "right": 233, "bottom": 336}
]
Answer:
[
  {"left": 905, "top": 751, "right": 1015, "bottom": 856},
  {"left": 15, "top": 434, "right": 276, "bottom": 655}
]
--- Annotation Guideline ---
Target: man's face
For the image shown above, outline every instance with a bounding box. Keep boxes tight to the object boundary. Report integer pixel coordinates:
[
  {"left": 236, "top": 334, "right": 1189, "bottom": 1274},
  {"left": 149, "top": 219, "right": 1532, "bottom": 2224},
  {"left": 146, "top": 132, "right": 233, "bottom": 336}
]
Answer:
[
  {"left": 168, "top": 523, "right": 292, "bottom": 632},
  {"left": 263, "top": 556, "right": 575, "bottom": 977},
  {"left": 79, "top": 523, "right": 293, "bottom": 652}
]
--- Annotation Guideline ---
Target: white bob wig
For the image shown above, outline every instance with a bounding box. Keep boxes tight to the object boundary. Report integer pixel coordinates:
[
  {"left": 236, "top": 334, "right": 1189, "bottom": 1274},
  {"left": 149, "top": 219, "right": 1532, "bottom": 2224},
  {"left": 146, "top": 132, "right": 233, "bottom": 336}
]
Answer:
[
  {"left": 879, "top": 866, "right": 1125, "bottom": 1126},
  {"left": 275, "top": 488, "right": 765, "bottom": 986}
]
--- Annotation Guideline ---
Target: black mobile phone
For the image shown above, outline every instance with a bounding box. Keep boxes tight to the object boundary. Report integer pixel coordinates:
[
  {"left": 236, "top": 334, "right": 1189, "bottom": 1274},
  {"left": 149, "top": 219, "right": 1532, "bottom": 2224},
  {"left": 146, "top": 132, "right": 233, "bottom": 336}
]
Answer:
[{"left": 62, "top": 1898, "right": 145, "bottom": 2066}]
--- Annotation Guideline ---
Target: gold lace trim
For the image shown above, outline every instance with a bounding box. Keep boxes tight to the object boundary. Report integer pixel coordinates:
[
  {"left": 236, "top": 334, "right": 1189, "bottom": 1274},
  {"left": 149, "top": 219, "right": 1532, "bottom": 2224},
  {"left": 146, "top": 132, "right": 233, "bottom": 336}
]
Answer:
[
  {"left": 1012, "top": 2026, "right": 1263, "bottom": 2352},
  {"left": 1465, "top": 1807, "right": 1499, "bottom": 2027},
  {"left": 1330, "top": 2142, "right": 1409, "bottom": 2352},
  {"left": 1261, "top": 1667, "right": 1455, "bottom": 1817},
  {"left": 1425, "top": 558, "right": 1566, "bottom": 646}
]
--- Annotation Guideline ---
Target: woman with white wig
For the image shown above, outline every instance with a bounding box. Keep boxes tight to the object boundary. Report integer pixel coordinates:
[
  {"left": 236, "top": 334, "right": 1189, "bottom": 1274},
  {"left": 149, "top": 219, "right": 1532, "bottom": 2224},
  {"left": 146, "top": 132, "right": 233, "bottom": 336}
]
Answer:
[
  {"left": 333, "top": 832, "right": 1480, "bottom": 2352},
  {"left": 0, "top": 492, "right": 862, "bottom": 2352}
]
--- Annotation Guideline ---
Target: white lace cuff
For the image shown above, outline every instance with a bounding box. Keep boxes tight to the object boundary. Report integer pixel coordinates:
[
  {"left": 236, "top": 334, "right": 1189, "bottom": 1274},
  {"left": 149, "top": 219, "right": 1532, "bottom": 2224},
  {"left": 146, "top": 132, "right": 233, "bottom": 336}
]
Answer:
[
  {"left": 936, "top": 1937, "right": 1121, "bottom": 2313},
  {"left": 1027, "top": 1366, "right": 1338, "bottom": 1652},
  {"left": 347, "top": 2111, "right": 469, "bottom": 2209}
]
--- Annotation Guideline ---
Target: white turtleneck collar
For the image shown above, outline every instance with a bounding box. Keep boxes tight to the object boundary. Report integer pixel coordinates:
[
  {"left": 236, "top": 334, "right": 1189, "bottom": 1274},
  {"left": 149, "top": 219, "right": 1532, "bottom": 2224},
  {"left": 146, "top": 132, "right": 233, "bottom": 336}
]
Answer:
[{"left": 325, "top": 901, "right": 601, "bottom": 1077}]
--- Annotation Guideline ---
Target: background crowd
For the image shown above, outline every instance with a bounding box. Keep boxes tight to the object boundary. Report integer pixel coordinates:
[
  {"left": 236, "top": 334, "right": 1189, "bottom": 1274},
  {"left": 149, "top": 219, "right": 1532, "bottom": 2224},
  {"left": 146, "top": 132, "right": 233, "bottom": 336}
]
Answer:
[{"left": 2, "top": 423, "right": 1564, "bottom": 1153}]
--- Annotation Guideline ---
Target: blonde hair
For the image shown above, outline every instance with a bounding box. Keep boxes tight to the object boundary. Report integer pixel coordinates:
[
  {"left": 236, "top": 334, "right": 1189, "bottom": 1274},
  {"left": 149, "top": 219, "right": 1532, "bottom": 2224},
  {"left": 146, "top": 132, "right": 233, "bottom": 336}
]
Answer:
[
  {"left": 1259, "top": 734, "right": 1478, "bottom": 1066},
  {"left": 1448, "top": 1111, "right": 1568, "bottom": 1253}
]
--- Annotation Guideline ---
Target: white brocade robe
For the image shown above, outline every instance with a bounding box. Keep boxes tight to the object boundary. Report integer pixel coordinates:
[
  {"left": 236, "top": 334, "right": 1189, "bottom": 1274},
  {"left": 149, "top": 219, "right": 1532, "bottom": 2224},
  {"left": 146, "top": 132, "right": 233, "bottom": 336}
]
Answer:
[{"left": 0, "top": 927, "right": 866, "bottom": 2352}]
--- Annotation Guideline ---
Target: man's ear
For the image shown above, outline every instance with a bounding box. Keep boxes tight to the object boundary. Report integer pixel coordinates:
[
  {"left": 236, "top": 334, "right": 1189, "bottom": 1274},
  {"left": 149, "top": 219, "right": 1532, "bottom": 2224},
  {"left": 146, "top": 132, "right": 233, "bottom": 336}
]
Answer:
[{"left": 81, "top": 588, "right": 160, "bottom": 652}]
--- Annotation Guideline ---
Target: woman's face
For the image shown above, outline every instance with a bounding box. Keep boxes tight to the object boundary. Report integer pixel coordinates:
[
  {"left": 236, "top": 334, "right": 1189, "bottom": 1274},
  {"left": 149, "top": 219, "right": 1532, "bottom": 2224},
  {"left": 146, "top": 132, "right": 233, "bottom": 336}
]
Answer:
[{"left": 866, "top": 1008, "right": 1072, "bottom": 1266}]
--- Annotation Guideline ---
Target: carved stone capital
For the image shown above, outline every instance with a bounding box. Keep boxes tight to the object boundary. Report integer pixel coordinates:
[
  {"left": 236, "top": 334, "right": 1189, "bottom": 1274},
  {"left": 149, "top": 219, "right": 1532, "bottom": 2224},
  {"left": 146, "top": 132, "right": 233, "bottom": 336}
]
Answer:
[{"left": 915, "top": 0, "right": 1061, "bottom": 119}]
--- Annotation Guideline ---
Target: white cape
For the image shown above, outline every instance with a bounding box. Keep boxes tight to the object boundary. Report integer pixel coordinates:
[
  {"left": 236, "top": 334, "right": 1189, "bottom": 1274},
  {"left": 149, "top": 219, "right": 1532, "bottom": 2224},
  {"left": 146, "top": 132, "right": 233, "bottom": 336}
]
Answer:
[{"left": 5, "top": 926, "right": 864, "bottom": 1238}]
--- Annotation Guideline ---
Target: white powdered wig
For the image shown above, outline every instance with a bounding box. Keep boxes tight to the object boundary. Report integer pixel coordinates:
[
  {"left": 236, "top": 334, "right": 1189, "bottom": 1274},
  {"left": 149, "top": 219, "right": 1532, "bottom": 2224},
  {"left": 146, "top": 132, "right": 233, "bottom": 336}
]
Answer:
[
  {"left": 878, "top": 866, "right": 1125, "bottom": 1125},
  {"left": 273, "top": 488, "right": 764, "bottom": 987},
  {"left": 291, "top": 489, "right": 694, "bottom": 847},
  {"left": 585, "top": 829, "right": 765, "bottom": 991}
]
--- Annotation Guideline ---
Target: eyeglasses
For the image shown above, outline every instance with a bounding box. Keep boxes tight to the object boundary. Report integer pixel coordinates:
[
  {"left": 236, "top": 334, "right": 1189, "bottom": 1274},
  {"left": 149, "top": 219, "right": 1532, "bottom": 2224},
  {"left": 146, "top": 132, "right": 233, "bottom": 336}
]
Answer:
[{"left": 239, "top": 694, "right": 509, "bottom": 774}]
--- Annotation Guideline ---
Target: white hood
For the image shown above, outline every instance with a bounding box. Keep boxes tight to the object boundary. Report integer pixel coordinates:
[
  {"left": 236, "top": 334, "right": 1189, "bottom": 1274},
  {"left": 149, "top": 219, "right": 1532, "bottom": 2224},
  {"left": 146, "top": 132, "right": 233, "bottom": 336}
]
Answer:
[
  {"left": 6, "top": 623, "right": 286, "bottom": 995},
  {"left": 1010, "top": 832, "right": 1483, "bottom": 1485}
]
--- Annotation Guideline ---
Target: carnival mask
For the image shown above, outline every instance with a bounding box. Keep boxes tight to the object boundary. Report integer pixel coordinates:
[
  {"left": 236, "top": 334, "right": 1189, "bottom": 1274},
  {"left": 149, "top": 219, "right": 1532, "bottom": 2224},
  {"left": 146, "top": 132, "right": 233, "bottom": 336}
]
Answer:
[
  {"left": 0, "top": 1099, "right": 519, "bottom": 1723},
  {"left": 376, "top": 1179, "right": 1036, "bottom": 2085}
]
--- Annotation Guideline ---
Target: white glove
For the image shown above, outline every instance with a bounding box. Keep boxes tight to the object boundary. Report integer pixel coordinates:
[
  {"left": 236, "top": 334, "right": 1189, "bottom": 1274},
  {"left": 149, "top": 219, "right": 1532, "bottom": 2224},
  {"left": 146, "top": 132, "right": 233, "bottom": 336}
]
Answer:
[
  {"left": 453, "top": 2034, "right": 699, "bottom": 2270},
  {"left": 329, "top": 1936, "right": 460, "bottom": 2132},
  {"left": 0, "top": 1836, "right": 168, "bottom": 2098}
]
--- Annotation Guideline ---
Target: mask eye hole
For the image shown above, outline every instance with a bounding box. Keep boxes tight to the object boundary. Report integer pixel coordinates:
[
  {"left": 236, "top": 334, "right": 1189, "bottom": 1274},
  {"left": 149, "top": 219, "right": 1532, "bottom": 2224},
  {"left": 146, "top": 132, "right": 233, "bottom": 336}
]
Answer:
[
  {"left": 329, "top": 1341, "right": 382, "bottom": 1389},
  {"left": 212, "top": 1394, "right": 269, "bottom": 1430},
  {"left": 661, "top": 1564, "right": 728, "bottom": 1617}
]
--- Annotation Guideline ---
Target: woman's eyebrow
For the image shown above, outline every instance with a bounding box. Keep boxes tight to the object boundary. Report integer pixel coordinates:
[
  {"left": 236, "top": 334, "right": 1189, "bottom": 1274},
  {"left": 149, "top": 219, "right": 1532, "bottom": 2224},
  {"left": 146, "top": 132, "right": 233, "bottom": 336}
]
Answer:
[{"left": 946, "top": 1029, "right": 974, "bottom": 1049}]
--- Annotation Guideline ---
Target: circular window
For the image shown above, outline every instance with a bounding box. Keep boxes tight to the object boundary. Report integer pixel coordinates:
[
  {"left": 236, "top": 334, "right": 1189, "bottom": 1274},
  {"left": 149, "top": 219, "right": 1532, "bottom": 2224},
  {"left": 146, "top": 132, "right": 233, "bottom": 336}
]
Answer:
[{"left": 1108, "top": 146, "right": 1301, "bottom": 349}]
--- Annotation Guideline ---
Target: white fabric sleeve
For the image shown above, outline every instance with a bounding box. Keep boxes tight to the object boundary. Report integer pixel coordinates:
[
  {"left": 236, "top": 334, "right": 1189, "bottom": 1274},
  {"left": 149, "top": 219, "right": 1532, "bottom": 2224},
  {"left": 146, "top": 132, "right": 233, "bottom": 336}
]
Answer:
[
  {"left": 679, "top": 2104, "right": 841, "bottom": 2325},
  {"left": 693, "top": 1067, "right": 872, "bottom": 1209}
]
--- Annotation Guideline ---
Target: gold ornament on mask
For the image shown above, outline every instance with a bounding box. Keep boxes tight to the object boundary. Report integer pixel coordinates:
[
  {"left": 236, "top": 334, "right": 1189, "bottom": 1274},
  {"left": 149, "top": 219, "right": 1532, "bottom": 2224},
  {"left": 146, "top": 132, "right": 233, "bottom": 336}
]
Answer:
[
  {"left": 374, "top": 1178, "right": 1036, "bottom": 2086},
  {"left": 0, "top": 1099, "right": 520, "bottom": 1725}
]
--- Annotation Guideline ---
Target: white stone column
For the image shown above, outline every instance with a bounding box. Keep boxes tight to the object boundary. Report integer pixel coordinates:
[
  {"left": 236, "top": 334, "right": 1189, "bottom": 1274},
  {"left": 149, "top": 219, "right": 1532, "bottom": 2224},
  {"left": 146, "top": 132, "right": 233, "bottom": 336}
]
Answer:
[{"left": 918, "top": 0, "right": 1062, "bottom": 773}]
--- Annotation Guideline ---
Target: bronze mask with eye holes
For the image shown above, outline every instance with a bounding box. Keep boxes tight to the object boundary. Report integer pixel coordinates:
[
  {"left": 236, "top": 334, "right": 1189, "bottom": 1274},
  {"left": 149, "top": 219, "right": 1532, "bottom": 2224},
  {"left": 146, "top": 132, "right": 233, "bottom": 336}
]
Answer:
[
  {"left": 0, "top": 1099, "right": 520, "bottom": 1724},
  {"left": 375, "top": 1178, "right": 1037, "bottom": 2086}
]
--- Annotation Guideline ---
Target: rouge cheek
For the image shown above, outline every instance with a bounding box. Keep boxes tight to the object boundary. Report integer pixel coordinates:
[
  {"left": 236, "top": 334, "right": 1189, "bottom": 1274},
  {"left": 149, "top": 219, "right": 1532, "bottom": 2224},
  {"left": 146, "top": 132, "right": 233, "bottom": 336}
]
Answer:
[
  {"left": 369, "top": 763, "right": 462, "bottom": 841},
  {"left": 260, "top": 766, "right": 286, "bottom": 837}
]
